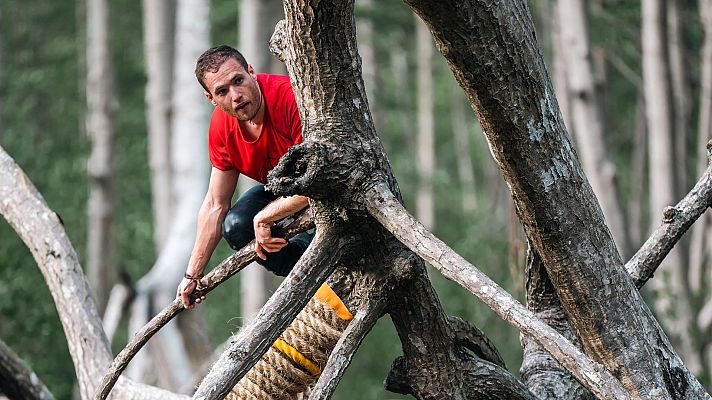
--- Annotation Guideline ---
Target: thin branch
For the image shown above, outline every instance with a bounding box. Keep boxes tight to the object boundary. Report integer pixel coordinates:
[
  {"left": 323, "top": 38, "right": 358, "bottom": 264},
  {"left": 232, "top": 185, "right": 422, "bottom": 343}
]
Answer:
[
  {"left": 0, "top": 338, "right": 55, "bottom": 400},
  {"left": 308, "top": 300, "right": 386, "bottom": 400},
  {"left": 94, "top": 211, "right": 313, "bottom": 400},
  {"left": 626, "top": 142, "right": 712, "bottom": 288},
  {"left": 193, "top": 228, "right": 351, "bottom": 400},
  {"left": 364, "top": 180, "right": 632, "bottom": 400}
]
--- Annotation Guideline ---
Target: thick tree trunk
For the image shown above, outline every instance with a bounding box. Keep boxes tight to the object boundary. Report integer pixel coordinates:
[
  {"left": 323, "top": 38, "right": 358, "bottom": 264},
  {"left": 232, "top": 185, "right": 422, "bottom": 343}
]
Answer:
[
  {"left": 642, "top": 0, "right": 702, "bottom": 374},
  {"left": 86, "top": 0, "right": 116, "bottom": 313},
  {"left": 404, "top": 0, "right": 707, "bottom": 397},
  {"left": 415, "top": 16, "right": 435, "bottom": 230},
  {"left": 143, "top": 0, "right": 175, "bottom": 251},
  {"left": 557, "top": 0, "right": 630, "bottom": 257},
  {"left": 126, "top": 0, "right": 211, "bottom": 389}
]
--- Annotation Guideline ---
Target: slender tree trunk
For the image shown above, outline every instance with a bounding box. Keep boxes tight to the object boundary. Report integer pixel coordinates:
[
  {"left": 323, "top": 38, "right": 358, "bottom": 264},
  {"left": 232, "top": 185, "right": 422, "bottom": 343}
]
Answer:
[
  {"left": 642, "top": 0, "right": 702, "bottom": 374},
  {"left": 550, "top": 0, "right": 572, "bottom": 135},
  {"left": 689, "top": 1, "right": 712, "bottom": 295},
  {"left": 667, "top": 0, "right": 690, "bottom": 197},
  {"left": 126, "top": 0, "right": 212, "bottom": 389},
  {"left": 415, "top": 16, "right": 435, "bottom": 230},
  {"left": 629, "top": 96, "right": 647, "bottom": 247},
  {"left": 451, "top": 91, "right": 477, "bottom": 213},
  {"left": 86, "top": 0, "right": 116, "bottom": 313},
  {"left": 557, "top": 0, "right": 630, "bottom": 257},
  {"left": 143, "top": 0, "right": 175, "bottom": 252}
]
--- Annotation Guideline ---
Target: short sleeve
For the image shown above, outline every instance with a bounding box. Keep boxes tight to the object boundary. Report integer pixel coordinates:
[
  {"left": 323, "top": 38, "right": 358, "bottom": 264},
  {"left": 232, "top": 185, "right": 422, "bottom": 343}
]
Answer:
[{"left": 208, "top": 107, "right": 235, "bottom": 171}]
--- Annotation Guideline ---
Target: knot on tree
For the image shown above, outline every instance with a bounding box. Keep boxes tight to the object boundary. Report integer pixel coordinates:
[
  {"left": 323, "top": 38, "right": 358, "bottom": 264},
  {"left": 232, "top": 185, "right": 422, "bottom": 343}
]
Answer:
[
  {"left": 266, "top": 140, "right": 367, "bottom": 202},
  {"left": 385, "top": 356, "right": 413, "bottom": 396},
  {"left": 662, "top": 206, "right": 678, "bottom": 223}
]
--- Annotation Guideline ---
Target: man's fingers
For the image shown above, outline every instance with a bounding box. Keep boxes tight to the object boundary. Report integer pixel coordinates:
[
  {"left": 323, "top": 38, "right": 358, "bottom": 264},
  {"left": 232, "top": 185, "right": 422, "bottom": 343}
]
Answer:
[{"left": 255, "top": 243, "right": 267, "bottom": 260}]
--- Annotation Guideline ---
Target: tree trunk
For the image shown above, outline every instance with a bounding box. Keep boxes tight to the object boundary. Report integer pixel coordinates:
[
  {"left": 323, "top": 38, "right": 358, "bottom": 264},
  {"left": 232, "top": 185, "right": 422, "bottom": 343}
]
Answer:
[
  {"left": 556, "top": 0, "right": 630, "bottom": 257},
  {"left": 86, "top": 0, "right": 116, "bottom": 313},
  {"left": 642, "top": 0, "right": 702, "bottom": 374},
  {"left": 415, "top": 16, "right": 435, "bottom": 230},
  {"left": 143, "top": 0, "right": 175, "bottom": 252},
  {"left": 126, "top": 0, "right": 211, "bottom": 389},
  {"left": 689, "top": 1, "right": 712, "bottom": 295},
  {"left": 451, "top": 91, "right": 477, "bottom": 213},
  {"left": 550, "top": 0, "right": 572, "bottom": 135},
  {"left": 667, "top": 0, "right": 690, "bottom": 197},
  {"left": 405, "top": 0, "right": 707, "bottom": 397}
]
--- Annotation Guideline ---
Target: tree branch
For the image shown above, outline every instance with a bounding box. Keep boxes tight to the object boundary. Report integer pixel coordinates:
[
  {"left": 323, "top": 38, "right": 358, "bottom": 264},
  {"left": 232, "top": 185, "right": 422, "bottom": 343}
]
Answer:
[
  {"left": 0, "top": 338, "right": 55, "bottom": 400},
  {"left": 193, "top": 227, "right": 354, "bottom": 400},
  {"left": 364, "top": 180, "right": 632, "bottom": 400},
  {"left": 308, "top": 300, "right": 385, "bottom": 400},
  {"left": 95, "top": 211, "right": 313, "bottom": 400},
  {"left": 448, "top": 315, "right": 505, "bottom": 368},
  {"left": 626, "top": 141, "right": 712, "bottom": 288}
]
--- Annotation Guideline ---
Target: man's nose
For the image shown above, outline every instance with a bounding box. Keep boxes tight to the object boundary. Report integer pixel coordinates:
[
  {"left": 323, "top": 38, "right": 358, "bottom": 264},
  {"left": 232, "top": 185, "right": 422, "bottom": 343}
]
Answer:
[{"left": 229, "top": 87, "right": 242, "bottom": 102}]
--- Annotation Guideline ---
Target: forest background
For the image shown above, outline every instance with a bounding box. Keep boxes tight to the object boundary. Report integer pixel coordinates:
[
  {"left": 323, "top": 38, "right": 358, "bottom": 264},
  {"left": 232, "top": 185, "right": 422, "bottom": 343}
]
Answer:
[{"left": 1, "top": 0, "right": 711, "bottom": 399}]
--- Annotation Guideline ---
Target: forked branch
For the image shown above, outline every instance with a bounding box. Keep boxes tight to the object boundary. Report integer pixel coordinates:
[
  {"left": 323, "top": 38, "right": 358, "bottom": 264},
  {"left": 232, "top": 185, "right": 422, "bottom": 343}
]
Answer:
[{"left": 364, "top": 180, "right": 632, "bottom": 400}]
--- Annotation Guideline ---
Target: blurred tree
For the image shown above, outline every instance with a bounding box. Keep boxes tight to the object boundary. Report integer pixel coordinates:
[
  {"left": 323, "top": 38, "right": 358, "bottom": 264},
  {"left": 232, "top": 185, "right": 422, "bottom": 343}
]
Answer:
[
  {"left": 556, "top": 0, "right": 630, "bottom": 257},
  {"left": 86, "top": 0, "right": 117, "bottom": 313},
  {"left": 143, "top": 0, "right": 176, "bottom": 251},
  {"left": 642, "top": 0, "right": 702, "bottom": 374},
  {"left": 415, "top": 15, "right": 434, "bottom": 230}
]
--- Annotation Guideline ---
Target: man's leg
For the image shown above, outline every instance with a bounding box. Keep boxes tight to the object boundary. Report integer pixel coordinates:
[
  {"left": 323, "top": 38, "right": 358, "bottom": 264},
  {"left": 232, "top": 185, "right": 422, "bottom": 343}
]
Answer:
[{"left": 222, "top": 184, "right": 314, "bottom": 277}]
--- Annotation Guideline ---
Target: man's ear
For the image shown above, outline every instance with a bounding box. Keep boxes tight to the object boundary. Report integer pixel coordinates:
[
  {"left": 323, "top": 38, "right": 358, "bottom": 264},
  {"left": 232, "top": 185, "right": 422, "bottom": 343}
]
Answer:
[
  {"left": 204, "top": 91, "right": 216, "bottom": 106},
  {"left": 247, "top": 64, "right": 256, "bottom": 77}
]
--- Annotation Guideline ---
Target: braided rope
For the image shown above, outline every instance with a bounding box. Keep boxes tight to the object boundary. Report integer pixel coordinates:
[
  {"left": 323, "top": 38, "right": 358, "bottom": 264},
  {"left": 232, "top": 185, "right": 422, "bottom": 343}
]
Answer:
[{"left": 225, "top": 284, "right": 351, "bottom": 399}]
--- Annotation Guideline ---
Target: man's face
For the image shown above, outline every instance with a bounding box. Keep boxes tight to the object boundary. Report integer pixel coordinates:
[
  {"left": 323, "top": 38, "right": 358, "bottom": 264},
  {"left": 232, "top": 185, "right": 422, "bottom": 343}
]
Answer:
[{"left": 203, "top": 58, "right": 261, "bottom": 121}]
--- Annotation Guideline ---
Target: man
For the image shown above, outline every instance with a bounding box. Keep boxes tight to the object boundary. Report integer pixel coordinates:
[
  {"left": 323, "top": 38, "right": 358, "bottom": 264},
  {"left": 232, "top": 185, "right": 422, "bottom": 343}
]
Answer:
[{"left": 177, "top": 45, "right": 311, "bottom": 309}]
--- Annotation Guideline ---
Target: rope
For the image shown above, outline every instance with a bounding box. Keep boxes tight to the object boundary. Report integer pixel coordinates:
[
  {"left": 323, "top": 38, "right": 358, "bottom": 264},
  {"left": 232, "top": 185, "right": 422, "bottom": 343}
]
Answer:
[{"left": 224, "top": 283, "right": 352, "bottom": 399}]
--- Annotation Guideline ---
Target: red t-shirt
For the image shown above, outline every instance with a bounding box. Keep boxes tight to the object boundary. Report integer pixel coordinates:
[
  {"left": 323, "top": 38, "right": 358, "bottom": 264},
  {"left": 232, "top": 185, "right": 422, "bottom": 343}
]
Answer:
[{"left": 208, "top": 74, "right": 303, "bottom": 184}]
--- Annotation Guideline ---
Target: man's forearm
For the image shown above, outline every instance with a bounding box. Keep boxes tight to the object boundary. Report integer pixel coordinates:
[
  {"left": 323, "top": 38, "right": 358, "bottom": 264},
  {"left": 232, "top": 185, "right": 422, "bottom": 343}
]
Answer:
[
  {"left": 186, "top": 199, "right": 228, "bottom": 276},
  {"left": 254, "top": 195, "right": 309, "bottom": 225}
]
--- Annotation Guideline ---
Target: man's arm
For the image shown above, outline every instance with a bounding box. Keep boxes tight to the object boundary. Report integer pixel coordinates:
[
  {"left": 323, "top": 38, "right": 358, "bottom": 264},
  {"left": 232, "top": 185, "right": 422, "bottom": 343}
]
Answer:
[
  {"left": 253, "top": 195, "right": 309, "bottom": 260},
  {"left": 177, "top": 167, "right": 238, "bottom": 308}
]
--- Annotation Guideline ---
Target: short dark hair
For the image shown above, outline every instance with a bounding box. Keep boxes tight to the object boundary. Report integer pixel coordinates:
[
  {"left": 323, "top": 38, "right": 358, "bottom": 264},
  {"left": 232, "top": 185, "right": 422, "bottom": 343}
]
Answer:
[{"left": 195, "top": 45, "right": 249, "bottom": 92}]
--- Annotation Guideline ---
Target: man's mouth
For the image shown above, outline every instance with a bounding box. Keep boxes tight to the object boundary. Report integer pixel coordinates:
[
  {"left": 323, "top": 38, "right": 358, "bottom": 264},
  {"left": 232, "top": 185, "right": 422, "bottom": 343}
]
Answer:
[{"left": 235, "top": 102, "right": 249, "bottom": 112}]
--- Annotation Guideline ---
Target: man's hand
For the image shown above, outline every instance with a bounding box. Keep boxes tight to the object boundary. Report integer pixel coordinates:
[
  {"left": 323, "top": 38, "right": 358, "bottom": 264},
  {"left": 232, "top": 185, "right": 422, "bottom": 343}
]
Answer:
[
  {"left": 254, "top": 220, "right": 288, "bottom": 260},
  {"left": 176, "top": 277, "right": 206, "bottom": 309}
]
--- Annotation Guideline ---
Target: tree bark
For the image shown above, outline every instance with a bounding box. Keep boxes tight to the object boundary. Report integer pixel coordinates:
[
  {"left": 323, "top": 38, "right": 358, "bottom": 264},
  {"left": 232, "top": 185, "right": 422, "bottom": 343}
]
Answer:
[
  {"left": 143, "top": 0, "right": 175, "bottom": 251},
  {"left": 557, "top": 0, "right": 630, "bottom": 257},
  {"left": 403, "top": 0, "right": 707, "bottom": 397},
  {"left": 0, "top": 338, "right": 55, "bottom": 400},
  {"left": 415, "top": 15, "right": 435, "bottom": 230},
  {"left": 642, "top": 0, "right": 702, "bottom": 374},
  {"left": 86, "top": 0, "right": 116, "bottom": 313}
]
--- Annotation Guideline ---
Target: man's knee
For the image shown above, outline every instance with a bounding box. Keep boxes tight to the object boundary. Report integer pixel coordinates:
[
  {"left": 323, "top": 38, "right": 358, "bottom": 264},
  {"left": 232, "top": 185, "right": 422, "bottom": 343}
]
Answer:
[{"left": 222, "top": 208, "right": 253, "bottom": 250}]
